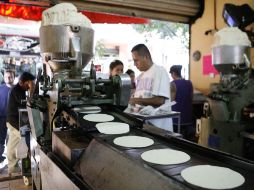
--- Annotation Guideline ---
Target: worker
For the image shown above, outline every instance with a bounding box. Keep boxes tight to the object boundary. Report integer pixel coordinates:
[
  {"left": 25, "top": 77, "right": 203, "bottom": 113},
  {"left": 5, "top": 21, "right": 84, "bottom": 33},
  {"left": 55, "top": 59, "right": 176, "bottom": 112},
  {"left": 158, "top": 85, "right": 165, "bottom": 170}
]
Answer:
[
  {"left": 169, "top": 65, "right": 194, "bottom": 140},
  {"left": 125, "top": 69, "right": 136, "bottom": 95},
  {"left": 109, "top": 59, "right": 124, "bottom": 77},
  {"left": 7, "top": 72, "right": 35, "bottom": 175},
  {"left": 0, "top": 69, "right": 15, "bottom": 162},
  {"left": 129, "top": 44, "right": 172, "bottom": 131},
  {"left": 125, "top": 69, "right": 136, "bottom": 88}
]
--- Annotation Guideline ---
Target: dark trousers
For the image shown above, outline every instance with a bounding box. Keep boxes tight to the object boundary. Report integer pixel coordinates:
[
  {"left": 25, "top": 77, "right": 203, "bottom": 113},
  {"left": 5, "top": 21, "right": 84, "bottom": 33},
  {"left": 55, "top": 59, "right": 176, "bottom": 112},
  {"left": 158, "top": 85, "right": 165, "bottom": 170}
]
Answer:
[
  {"left": 0, "top": 116, "right": 7, "bottom": 157},
  {"left": 173, "top": 123, "right": 196, "bottom": 142}
]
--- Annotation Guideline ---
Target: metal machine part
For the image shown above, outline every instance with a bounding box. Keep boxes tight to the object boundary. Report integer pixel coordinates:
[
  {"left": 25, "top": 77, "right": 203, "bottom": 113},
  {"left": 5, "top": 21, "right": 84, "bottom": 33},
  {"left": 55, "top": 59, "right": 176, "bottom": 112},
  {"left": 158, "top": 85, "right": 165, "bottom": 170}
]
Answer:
[
  {"left": 52, "top": 130, "right": 90, "bottom": 167},
  {"left": 40, "top": 111, "right": 254, "bottom": 190},
  {"left": 212, "top": 45, "right": 250, "bottom": 75},
  {"left": 40, "top": 149, "right": 84, "bottom": 190},
  {"left": 75, "top": 138, "right": 186, "bottom": 190},
  {"left": 199, "top": 43, "right": 254, "bottom": 158},
  {"left": 198, "top": 118, "right": 244, "bottom": 156},
  {"left": 31, "top": 24, "right": 131, "bottom": 136},
  {"left": 28, "top": 74, "right": 254, "bottom": 190},
  {"left": 37, "top": 25, "right": 131, "bottom": 121},
  {"left": 40, "top": 25, "right": 94, "bottom": 76},
  {"left": 27, "top": 21, "right": 132, "bottom": 189}
]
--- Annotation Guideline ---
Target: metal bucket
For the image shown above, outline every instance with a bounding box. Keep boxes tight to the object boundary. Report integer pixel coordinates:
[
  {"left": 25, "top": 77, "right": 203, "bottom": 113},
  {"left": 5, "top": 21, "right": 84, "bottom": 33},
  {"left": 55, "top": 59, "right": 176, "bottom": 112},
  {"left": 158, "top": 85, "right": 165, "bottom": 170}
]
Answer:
[{"left": 212, "top": 45, "right": 250, "bottom": 74}]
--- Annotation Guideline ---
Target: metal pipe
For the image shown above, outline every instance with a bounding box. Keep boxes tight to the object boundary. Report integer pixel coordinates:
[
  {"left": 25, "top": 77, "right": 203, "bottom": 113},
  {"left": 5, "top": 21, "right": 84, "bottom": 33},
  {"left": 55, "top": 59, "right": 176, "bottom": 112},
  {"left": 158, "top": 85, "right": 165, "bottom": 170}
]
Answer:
[
  {"left": 64, "top": 78, "right": 111, "bottom": 84},
  {"left": 96, "top": 79, "right": 111, "bottom": 84},
  {"left": 65, "top": 79, "right": 86, "bottom": 83}
]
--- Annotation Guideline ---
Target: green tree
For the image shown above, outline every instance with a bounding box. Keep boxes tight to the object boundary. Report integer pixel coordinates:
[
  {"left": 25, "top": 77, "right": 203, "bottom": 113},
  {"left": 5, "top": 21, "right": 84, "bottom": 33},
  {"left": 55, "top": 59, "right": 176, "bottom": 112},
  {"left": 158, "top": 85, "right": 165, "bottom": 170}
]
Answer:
[
  {"left": 95, "top": 40, "right": 106, "bottom": 58},
  {"left": 132, "top": 20, "right": 189, "bottom": 49}
]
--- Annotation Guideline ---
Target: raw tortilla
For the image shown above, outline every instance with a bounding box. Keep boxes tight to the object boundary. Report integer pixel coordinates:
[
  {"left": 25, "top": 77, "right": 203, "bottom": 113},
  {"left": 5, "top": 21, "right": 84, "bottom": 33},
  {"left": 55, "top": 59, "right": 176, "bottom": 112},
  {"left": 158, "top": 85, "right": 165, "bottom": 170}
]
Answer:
[
  {"left": 113, "top": 136, "right": 154, "bottom": 148},
  {"left": 95, "top": 122, "right": 129, "bottom": 135},
  {"left": 181, "top": 165, "right": 245, "bottom": 189},
  {"left": 80, "top": 110, "right": 101, "bottom": 114},
  {"left": 141, "top": 149, "right": 190, "bottom": 165},
  {"left": 74, "top": 106, "right": 101, "bottom": 113},
  {"left": 83, "top": 113, "right": 114, "bottom": 122}
]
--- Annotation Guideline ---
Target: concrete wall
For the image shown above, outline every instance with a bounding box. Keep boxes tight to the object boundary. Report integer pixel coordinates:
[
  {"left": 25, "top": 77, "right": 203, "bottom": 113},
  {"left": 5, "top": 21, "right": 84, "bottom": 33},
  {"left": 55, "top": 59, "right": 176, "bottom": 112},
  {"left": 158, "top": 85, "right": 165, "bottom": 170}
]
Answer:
[{"left": 190, "top": 0, "right": 254, "bottom": 95}]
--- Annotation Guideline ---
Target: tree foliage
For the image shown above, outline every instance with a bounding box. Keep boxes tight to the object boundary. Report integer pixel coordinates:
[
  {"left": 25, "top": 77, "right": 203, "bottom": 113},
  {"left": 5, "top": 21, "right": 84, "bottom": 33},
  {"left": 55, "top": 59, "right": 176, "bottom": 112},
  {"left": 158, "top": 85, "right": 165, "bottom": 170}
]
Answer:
[
  {"left": 132, "top": 20, "right": 189, "bottom": 49},
  {"left": 95, "top": 40, "right": 106, "bottom": 58}
]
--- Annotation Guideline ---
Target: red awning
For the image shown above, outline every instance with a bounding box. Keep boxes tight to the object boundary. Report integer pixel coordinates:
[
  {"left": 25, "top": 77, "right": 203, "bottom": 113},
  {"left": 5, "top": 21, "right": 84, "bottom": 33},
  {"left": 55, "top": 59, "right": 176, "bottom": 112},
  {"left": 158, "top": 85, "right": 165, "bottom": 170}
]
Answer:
[
  {"left": 0, "top": 3, "right": 149, "bottom": 24},
  {"left": 81, "top": 11, "right": 149, "bottom": 24},
  {"left": 0, "top": 3, "right": 43, "bottom": 21}
]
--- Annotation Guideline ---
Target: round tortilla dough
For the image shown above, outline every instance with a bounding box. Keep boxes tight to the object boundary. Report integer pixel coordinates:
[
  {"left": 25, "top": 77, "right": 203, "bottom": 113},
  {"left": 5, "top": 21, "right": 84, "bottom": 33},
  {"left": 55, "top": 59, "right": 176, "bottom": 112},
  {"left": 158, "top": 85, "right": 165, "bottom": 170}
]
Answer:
[
  {"left": 80, "top": 110, "right": 101, "bottom": 114},
  {"left": 83, "top": 113, "right": 114, "bottom": 122},
  {"left": 95, "top": 122, "right": 129, "bottom": 135},
  {"left": 113, "top": 136, "right": 154, "bottom": 148},
  {"left": 141, "top": 149, "right": 190, "bottom": 165},
  {"left": 181, "top": 165, "right": 245, "bottom": 189},
  {"left": 74, "top": 106, "right": 101, "bottom": 113}
]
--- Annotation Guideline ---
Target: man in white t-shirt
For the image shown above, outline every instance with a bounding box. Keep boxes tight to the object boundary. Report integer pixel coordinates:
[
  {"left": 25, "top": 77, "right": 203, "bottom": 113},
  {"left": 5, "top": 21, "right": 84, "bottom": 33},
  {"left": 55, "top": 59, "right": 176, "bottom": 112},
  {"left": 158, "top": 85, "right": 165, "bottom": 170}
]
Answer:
[{"left": 129, "top": 44, "right": 172, "bottom": 131}]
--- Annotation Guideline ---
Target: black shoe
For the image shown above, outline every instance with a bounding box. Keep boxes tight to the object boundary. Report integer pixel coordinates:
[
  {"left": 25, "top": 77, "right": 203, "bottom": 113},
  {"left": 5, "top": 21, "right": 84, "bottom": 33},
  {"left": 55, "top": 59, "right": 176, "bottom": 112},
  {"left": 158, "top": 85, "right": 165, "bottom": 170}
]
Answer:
[{"left": 0, "top": 156, "right": 6, "bottom": 163}]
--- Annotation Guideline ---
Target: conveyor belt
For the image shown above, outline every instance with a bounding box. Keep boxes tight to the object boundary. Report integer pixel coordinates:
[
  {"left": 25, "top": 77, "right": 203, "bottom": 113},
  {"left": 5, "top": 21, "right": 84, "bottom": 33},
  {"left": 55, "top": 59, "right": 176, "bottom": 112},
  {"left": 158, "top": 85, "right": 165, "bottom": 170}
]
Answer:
[
  {"left": 74, "top": 106, "right": 143, "bottom": 131},
  {"left": 63, "top": 106, "right": 254, "bottom": 189},
  {"left": 98, "top": 131, "right": 254, "bottom": 190}
]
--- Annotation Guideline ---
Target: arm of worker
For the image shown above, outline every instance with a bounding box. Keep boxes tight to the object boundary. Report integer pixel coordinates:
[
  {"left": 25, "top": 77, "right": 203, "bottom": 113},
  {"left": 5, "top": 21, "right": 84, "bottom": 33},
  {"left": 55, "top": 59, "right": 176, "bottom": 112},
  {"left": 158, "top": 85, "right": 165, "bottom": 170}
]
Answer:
[
  {"left": 129, "top": 96, "right": 166, "bottom": 107},
  {"left": 170, "top": 82, "right": 176, "bottom": 101},
  {"left": 191, "top": 82, "right": 194, "bottom": 101}
]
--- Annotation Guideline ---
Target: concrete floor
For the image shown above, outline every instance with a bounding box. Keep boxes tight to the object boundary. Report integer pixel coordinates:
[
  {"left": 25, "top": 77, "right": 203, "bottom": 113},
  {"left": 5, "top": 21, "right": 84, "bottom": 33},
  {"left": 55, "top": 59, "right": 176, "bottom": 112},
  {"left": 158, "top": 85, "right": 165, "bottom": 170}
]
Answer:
[
  {"left": 0, "top": 177, "right": 31, "bottom": 190},
  {"left": 0, "top": 150, "right": 32, "bottom": 190}
]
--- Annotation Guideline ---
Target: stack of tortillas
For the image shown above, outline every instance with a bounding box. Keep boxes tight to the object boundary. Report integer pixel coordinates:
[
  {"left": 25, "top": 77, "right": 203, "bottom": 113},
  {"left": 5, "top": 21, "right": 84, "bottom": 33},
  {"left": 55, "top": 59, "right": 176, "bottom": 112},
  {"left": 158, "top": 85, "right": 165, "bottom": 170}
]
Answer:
[
  {"left": 113, "top": 136, "right": 154, "bottom": 148},
  {"left": 83, "top": 113, "right": 129, "bottom": 134},
  {"left": 141, "top": 149, "right": 190, "bottom": 165},
  {"left": 181, "top": 165, "right": 245, "bottom": 189}
]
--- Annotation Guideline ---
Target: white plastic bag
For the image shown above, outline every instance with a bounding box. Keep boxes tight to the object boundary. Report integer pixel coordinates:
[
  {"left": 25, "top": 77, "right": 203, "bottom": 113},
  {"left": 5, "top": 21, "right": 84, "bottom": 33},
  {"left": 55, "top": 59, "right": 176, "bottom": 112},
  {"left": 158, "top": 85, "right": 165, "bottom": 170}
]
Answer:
[
  {"left": 139, "top": 106, "right": 155, "bottom": 115},
  {"left": 153, "top": 101, "right": 176, "bottom": 115},
  {"left": 16, "top": 137, "right": 28, "bottom": 159}
]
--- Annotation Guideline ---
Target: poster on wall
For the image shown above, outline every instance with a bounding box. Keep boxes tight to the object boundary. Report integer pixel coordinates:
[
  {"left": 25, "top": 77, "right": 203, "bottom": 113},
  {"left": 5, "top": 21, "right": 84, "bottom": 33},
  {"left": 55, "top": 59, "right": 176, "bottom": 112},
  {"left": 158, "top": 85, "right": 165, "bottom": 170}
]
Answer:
[{"left": 202, "top": 54, "right": 219, "bottom": 75}]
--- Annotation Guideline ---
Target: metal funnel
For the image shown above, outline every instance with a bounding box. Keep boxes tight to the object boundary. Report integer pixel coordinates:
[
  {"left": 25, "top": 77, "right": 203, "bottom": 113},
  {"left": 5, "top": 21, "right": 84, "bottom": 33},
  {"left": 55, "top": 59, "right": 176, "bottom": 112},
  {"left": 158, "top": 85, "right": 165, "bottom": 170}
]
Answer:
[
  {"left": 212, "top": 45, "right": 250, "bottom": 74},
  {"left": 40, "top": 25, "right": 94, "bottom": 75}
]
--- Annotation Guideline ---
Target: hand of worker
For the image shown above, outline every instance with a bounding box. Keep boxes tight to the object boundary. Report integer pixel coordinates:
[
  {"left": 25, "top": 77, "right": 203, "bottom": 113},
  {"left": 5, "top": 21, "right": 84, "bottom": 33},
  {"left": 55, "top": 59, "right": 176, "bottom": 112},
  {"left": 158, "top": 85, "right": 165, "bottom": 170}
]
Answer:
[
  {"left": 129, "top": 95, "right": 142, "bottom": 106},
  {"left": 129, "top": 97, "right": 140, "bottom": 105}
]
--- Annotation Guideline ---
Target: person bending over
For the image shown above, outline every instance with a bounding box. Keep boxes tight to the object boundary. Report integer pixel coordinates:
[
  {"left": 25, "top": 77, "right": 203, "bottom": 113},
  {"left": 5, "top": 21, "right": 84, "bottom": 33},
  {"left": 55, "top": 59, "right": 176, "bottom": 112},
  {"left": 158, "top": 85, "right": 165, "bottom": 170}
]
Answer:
[{"left": 7, "top": 72, "right": 35, "bottom": 174}]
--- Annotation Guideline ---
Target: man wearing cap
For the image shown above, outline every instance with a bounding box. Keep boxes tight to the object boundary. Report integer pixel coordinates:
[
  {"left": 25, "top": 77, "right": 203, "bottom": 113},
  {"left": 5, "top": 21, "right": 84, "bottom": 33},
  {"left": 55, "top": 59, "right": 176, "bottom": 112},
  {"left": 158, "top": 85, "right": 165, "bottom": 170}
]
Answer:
[
  {"left": 170, "top": 65, "right": 194, "bottom": 140},
  {"left": 6, "top": 72, "right": 35, "bottom": 174}
]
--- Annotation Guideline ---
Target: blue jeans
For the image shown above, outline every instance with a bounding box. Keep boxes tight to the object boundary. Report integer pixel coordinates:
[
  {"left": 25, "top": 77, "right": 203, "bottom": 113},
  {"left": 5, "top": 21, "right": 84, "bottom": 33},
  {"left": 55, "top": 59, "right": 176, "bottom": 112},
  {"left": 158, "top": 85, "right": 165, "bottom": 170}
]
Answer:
[{"left": 0, "top": 117, "right": 7, "bottom": 157}]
